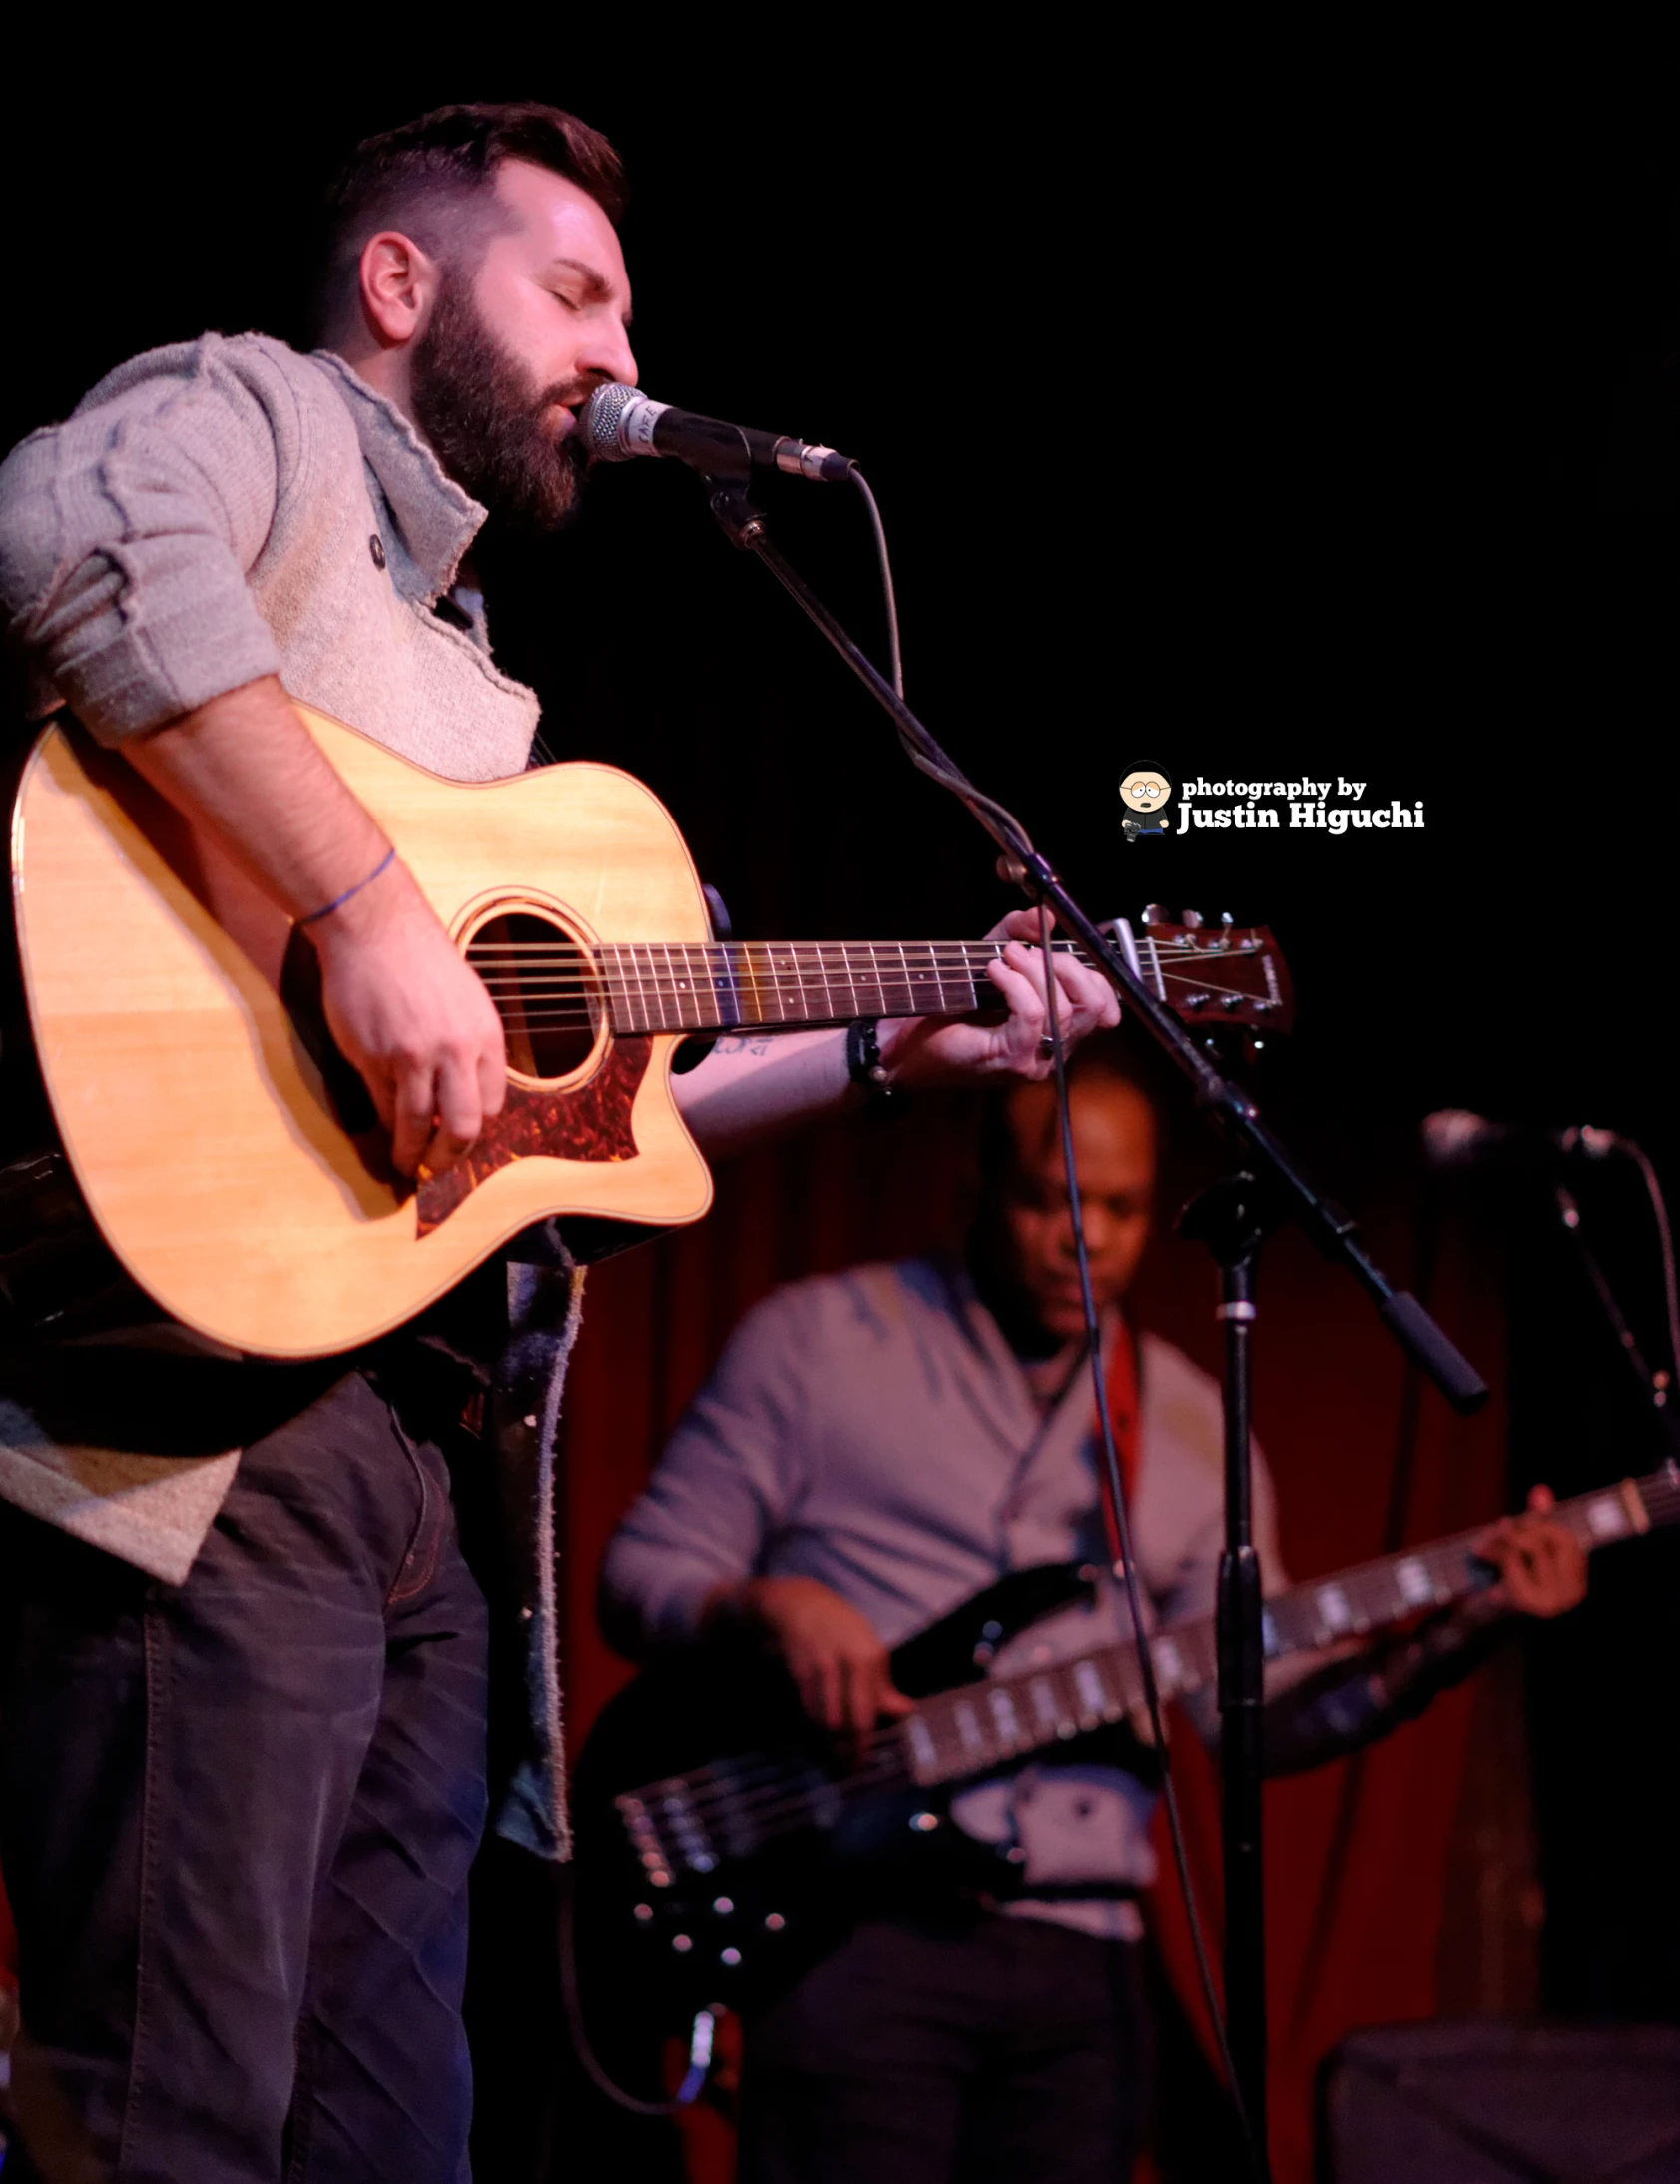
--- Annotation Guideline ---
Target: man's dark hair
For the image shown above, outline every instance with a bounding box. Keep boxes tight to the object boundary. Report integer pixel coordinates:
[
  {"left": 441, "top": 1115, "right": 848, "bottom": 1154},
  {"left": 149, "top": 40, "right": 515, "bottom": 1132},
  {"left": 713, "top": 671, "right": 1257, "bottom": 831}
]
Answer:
[
  {"left": 315, "top": 101, "right": 626, "bottom": 338},
  {"left": 975, "top": 1029, "right": 1161, "bottom": 1199}
]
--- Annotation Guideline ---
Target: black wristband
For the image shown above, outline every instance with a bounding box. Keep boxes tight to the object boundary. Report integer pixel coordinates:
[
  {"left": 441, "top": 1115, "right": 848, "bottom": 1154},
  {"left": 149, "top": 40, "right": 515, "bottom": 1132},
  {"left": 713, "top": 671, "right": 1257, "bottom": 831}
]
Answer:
[{"left": 845, "top": 1017, "right": 894, "bottom": 1101}]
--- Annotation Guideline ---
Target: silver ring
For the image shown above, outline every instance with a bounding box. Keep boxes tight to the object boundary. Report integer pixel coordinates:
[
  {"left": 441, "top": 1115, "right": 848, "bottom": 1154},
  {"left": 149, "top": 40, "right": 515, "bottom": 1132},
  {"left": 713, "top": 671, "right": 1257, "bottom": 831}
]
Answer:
[{"left": 1038, "top": 1033, "right": 1057, "bottom": 1059}]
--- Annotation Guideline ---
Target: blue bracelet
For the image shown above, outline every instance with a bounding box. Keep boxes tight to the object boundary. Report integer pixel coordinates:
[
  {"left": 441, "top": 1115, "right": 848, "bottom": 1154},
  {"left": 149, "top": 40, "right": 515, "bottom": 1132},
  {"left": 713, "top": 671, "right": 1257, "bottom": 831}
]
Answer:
[{"left": 295, "top": 845, "right": 397, "bottom": 927}]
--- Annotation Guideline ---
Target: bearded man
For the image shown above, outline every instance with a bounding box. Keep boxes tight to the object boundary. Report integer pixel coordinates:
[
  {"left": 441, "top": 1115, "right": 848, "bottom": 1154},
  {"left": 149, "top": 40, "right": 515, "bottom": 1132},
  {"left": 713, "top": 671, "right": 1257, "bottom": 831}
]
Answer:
[{"left": 0, "top": 102, "right": 1116, "bottom": 2184}]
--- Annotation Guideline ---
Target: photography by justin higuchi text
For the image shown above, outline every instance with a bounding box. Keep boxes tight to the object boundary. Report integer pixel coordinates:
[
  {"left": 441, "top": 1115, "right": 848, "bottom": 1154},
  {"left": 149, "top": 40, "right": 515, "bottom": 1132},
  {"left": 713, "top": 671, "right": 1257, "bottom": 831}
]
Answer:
[{"left": 1121, "top": 774, "right": 1426, "bottom": 837}]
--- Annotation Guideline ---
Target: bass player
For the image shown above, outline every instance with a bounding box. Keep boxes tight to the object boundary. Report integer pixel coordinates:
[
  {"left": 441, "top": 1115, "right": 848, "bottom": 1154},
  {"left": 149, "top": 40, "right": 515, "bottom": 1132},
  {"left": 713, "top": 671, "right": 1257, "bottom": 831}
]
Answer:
[{"left": 600, "top": 1033, "right": 1587, "bottom": 2182}]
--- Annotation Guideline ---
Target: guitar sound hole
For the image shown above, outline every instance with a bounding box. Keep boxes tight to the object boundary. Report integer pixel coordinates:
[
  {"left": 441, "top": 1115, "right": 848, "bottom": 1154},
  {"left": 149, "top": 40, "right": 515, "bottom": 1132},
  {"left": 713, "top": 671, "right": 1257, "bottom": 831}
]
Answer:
[{"left": 466, "top": 911, "right": 601, "bottom": 1082}]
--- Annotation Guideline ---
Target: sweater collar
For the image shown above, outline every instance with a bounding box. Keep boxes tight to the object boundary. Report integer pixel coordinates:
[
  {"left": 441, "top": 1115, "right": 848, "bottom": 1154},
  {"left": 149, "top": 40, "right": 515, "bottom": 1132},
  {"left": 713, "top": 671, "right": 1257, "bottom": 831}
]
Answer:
[{"left": 311, "top": 350, "right": 484, "bottom": 605}]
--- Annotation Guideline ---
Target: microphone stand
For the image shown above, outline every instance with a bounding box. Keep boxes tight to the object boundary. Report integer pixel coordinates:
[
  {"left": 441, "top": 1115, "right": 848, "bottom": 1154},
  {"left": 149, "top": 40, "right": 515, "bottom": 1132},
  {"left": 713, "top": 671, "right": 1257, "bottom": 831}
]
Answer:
[
  {"left": 1551, "top": 1181, "right": 1680, "bottom": 1457},
  {"left": 699, "top": 468, "right": 1489, "bottom": 2175}
]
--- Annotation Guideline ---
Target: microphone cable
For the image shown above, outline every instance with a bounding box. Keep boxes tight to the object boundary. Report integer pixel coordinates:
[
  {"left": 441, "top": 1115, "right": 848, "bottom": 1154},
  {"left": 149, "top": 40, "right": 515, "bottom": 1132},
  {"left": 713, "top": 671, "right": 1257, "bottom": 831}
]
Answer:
[
  {"left": 1623, "top": 1138, "right": 1680, "bottom": 1386},
  {"left": 845, "top": 467, "right": 1044, "bottom": 862},
  {"left": 847, "top": 467, "right": 903, "bottom": 700}
]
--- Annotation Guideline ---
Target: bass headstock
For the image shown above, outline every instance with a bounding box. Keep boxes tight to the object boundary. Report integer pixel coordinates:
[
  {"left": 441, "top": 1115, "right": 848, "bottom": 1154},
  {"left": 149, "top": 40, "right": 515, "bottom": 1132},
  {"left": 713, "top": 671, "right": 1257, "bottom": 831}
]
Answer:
[{"left": 1113, "top": 907, "right": 1294, "bottom": 1035}]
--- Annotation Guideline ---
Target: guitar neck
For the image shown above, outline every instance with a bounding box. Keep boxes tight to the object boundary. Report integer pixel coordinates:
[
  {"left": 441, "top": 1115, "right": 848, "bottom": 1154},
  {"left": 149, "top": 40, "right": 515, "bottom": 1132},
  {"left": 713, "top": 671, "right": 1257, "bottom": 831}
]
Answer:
[
  {"left": 599, "top": 939, "right": 1056, "bottom": 1036},
  {"left": 899, "top": 1461, "right": 1680, "bottom": 1788},
  {"left": 595, "top": 927, "right": 1289, "bottom": 1037}
]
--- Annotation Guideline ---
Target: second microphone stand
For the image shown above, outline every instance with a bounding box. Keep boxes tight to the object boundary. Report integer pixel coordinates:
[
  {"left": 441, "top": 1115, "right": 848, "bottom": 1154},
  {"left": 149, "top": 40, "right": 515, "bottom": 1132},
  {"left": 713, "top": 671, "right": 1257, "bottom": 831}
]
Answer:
[{"left": 696, "top": 460, "right": 1489, "bottom": 2180}]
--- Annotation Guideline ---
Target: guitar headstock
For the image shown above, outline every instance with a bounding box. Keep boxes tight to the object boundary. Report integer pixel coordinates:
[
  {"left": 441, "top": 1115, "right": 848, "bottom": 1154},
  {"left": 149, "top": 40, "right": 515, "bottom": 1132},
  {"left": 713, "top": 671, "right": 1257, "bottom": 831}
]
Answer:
[{"left": 1115, "top": 907, "right": 1294, "bottom": 1034}]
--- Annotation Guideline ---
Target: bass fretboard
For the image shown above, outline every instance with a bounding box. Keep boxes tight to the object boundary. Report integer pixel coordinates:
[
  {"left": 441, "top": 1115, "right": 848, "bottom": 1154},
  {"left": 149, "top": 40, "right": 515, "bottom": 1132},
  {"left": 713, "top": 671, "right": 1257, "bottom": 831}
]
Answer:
[
  {"left": 900, "top": 1462, "right": 1680, "bottom": 1788},
  {"left": 618, "top": 1462, "right": 1680, "bottom": 1883}
]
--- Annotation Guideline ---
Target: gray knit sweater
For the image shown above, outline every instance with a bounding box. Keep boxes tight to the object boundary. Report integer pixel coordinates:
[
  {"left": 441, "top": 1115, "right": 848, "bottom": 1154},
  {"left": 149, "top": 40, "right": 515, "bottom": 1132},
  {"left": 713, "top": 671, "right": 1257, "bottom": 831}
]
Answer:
[{"left": 0, "top": 331, "right": 583, "bottom": 1851}]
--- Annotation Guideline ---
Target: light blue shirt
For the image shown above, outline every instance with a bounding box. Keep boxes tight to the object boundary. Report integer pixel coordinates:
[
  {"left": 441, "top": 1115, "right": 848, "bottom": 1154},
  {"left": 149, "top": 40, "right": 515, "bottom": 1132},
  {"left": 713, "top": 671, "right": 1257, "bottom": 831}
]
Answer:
[{"left": 601, "top": 1256, "right": 1287, "bottom": 1935}]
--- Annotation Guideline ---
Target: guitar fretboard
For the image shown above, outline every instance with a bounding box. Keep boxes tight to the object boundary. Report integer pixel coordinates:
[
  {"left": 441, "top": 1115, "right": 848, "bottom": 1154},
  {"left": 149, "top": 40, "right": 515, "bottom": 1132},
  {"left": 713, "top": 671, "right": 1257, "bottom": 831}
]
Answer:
[
  {"left": 593, "top": 931, "right": 1285, "bottom": 1037},
  {"left": 899, "top": 1462, "right": 1680, "bottom": 1788}
]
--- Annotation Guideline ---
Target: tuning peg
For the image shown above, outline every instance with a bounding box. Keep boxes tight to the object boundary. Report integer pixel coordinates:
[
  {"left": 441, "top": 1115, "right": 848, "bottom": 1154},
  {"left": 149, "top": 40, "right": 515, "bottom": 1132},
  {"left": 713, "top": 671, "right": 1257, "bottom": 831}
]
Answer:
[
  {"left": 1180, "top": 909, "right": 1204, "bottom": 930},
  {"left": 1141, "top": 904, "right": 1169, "bottom": 926},
  {"left": 1221, "top": 911, "right": 1234, "bottom": 927}
]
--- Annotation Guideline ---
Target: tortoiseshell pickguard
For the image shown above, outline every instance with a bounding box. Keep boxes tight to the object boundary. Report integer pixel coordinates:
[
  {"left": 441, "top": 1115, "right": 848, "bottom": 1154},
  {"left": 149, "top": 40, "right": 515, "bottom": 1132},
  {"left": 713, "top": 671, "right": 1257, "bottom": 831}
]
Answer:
[{"left": 415, "top": 1038, "right": 651, "bottom": 1238}]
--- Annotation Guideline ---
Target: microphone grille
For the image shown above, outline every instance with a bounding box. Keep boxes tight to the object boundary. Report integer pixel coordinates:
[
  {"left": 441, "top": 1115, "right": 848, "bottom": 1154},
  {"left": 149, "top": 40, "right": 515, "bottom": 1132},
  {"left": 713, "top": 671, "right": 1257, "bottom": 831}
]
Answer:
[{"left": 581, "top": 381, "right": 640, "bottom": 461}]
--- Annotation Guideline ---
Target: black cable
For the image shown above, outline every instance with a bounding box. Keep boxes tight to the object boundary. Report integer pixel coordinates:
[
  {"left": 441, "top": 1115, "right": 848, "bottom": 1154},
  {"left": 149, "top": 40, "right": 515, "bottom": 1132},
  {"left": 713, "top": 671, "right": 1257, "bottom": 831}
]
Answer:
[
  {"left": 849, "top": 466, "right": 903, "bottom": 700},
  {"left": 1036, "top": 898, "right": 1265, "bottom": 2183},
  {"left": 556, "top": 1868, "right": 683, "bottom": 2117},
  {"left": 846, "top": 468, "right": 1042, "bottom": 856}
]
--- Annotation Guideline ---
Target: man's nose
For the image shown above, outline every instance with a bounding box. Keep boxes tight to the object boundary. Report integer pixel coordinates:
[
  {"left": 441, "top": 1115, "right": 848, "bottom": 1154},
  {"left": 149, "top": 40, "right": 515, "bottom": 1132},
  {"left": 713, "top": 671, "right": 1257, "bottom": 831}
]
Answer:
[
  {"left": 1078, "top": 1203, "right": 1114, "bottom": 1254},
  {"left": 582, "top": 320, "right": 638, "bottom": 389}
]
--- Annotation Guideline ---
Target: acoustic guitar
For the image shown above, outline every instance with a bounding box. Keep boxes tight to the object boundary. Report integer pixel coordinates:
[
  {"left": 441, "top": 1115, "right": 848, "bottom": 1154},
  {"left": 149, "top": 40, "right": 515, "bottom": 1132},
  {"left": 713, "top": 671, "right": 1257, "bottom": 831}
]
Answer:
[{"left": 7, "top": 706, "right": 1290, "bottom": 1358}]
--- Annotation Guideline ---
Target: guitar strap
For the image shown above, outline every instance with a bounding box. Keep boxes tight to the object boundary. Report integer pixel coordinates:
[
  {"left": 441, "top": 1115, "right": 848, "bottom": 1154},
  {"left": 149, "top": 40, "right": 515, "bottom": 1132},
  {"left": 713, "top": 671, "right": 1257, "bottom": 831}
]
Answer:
[{"left": 1094, "top": 1316, "right": 1142, "bottom": 1567}]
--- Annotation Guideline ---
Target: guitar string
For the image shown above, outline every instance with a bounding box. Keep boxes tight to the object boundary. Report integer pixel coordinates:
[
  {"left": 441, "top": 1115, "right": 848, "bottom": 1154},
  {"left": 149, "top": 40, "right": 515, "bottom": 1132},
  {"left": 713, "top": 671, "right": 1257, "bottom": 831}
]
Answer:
[
  {"left": 472, "top": 1003, "right": 1269, "bottom": 1031},
  {"left": 642, "top": 1481, "right": 1680, "bottom": 1852},
  {"left": 460, "top": 959, "right": 1232, "bottom": 1007},
  {"left": 459, "top": 946, "right": 1220, "bottom": 970},
  {"left": 464, "top": 941, "right": 1114, "bottom": 954},
  {"left": 462, "top": 965, "right": 1274, "bottom": 1015},
  {"left": 464, "top": 937, "right": 1222, "bottom": 952},
  {"left": 463, "top": 966, "right": 1259, "bottom": 992},
  {"left": 473, "top": 974, "right": 1270, "bottom": 1007}
]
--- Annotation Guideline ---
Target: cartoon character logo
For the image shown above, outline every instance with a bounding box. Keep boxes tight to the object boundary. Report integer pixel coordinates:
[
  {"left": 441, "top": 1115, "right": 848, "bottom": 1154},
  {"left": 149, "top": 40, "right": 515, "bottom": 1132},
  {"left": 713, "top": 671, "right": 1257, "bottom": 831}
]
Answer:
[{"left": 1119, "top": 769, "right": 1173, "bottom": 843}]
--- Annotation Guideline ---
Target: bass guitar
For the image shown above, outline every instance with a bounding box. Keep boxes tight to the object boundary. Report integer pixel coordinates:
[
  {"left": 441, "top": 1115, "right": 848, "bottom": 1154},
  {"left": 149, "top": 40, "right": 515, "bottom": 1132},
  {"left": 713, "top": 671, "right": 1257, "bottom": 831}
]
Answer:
[
  {"left": 571, "top": 1461, "right": 1680, "bottom": 2044},
  {"left": 6, "top": 706, "right": 1289, "bottom": 1356}
]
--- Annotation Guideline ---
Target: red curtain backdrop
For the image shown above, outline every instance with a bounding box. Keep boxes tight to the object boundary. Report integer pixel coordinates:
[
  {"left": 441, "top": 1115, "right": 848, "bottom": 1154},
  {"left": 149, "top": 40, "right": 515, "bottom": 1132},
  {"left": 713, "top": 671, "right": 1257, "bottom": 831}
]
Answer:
[{"left": 558, "top": 1098, "right": 1510, "bottom": 2184}]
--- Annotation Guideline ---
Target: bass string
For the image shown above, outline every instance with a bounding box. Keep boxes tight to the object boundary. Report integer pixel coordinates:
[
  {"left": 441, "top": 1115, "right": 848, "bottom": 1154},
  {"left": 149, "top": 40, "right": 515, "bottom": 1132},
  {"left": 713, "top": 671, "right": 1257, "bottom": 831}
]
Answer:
[
  {"left": 668, "top": 1730, "right": 914, "bottom": 1818},
  {"left": 649, "top": 1739, "right": 916, "bottom": 1844},
  {"left": 629, "top": 1752, "right": 802, "bottom": 1818},
  {"left": 633, "top": 1479, "right": 1680, "bottom": 1859},
  {"left": 665, "top": 1643, "right": 1189, "bottom": 1843}
]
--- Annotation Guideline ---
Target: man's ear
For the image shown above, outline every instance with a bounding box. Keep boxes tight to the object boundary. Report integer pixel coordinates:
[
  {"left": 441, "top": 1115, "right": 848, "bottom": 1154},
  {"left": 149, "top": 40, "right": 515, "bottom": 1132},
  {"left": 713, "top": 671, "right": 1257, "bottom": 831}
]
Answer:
[{"left": 357, "top": 230, "right": 442, "bottom": 350}]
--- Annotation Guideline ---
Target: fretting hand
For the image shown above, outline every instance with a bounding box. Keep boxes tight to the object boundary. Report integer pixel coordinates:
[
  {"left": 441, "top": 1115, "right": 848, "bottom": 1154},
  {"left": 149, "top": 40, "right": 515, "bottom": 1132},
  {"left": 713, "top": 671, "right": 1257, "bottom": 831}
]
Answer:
[
  {"left": 1474, "top": 1485, "right": 1588, "bottom": 1618},
  {"left": 876, "top": 908, "right": 1121, "bottom": 1090}
]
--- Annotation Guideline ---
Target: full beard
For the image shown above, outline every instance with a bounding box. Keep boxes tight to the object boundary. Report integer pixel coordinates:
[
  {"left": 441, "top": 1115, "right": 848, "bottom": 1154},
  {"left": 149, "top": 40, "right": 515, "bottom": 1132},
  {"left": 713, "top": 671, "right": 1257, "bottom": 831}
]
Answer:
[{"left": 410, "top": 274, "right": 590, "bottom": 533}]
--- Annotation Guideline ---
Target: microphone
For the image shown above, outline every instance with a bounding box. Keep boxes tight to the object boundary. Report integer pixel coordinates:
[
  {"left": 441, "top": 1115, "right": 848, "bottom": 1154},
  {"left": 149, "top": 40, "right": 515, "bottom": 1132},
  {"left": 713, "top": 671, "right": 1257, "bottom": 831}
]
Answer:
[
  {"left": 581, "top": 381, "right": 855, "bottom": 483},
  {"left": 1421, "top": 1109, "right": 1623, "bottom": 1172}
]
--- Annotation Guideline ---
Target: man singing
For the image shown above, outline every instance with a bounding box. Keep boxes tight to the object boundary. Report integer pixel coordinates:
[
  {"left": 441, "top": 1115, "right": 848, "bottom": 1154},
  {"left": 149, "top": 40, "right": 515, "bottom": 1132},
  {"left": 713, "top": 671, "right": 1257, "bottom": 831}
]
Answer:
[
  {"left": 602, "top": 1037, "right": 1586, "bottom": 2180},
  {"left": 0, "top": 101, "right": 1116, "bottom": 2183}
]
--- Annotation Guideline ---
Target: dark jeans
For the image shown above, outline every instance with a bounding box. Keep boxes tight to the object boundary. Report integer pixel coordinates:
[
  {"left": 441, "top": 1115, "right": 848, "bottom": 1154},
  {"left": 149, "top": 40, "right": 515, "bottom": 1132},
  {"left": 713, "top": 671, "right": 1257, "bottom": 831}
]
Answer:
[
  {"left": 0, "top": 1368, "right": 489, "bottom": 2184},
  {"left": 739, "top": 1912, "right": 1148, "bottom": 2184}
]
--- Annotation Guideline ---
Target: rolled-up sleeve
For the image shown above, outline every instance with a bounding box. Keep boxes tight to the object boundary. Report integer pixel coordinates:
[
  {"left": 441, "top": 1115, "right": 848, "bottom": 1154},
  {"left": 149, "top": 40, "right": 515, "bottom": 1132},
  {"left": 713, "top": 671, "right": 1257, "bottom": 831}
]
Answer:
[
  {"left": 599, "top": 1291, "right": 813, "bottom": 1658},
  {"left": 0, "top": 338, "right": 296, "bottom": 742}
]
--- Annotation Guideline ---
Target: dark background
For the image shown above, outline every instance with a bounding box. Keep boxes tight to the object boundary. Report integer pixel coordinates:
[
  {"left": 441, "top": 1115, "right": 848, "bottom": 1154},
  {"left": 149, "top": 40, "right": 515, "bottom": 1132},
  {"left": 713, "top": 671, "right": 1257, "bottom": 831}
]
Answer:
[{"left": 5, "top": 26, "right": 1680, "bottom": 2152}]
